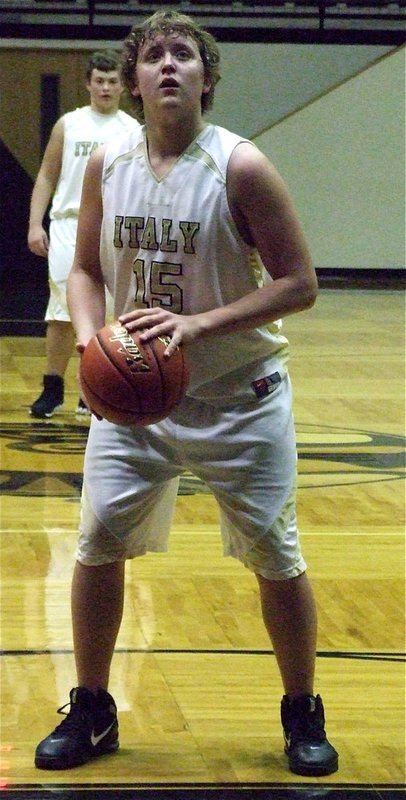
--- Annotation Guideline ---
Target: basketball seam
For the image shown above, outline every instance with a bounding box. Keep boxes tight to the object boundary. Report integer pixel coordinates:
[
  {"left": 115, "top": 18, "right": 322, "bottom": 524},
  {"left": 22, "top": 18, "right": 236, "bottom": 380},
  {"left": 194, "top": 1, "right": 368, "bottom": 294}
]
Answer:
[
  {"left": 95, "top": 330, "right": 167, "bottom": 415},
  {"left": 95, "top": 331, "right": 144, "bottom": 406},
  {"left": 80, "top": 372, "right": 132, "bottom": 414},
  {"left": 82, "top": 327, "right": 186, "bottom": 422}
]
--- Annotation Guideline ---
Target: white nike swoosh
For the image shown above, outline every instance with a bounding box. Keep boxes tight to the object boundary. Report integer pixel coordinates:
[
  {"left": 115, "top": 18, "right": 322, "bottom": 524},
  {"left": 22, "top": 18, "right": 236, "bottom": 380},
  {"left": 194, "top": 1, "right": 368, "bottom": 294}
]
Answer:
[{"left": 90, "top": 721, "right": 115, "bottom": 747}]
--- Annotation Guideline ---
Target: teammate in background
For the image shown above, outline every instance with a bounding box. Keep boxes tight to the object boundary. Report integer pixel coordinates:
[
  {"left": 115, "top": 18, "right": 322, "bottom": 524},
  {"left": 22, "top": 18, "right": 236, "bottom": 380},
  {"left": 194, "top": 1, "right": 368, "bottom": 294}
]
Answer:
[
  {"left": 35, "top": 11, "right": 339, "bottom": 777},
  {"left": 28, "top": 50, "right": 140, "bottom": 418}
]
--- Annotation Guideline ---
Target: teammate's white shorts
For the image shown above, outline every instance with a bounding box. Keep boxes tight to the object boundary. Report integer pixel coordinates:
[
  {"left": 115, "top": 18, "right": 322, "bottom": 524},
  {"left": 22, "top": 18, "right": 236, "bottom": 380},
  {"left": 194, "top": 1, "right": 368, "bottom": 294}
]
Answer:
[
  {"left": 45, "top": 218, "right": 77, "bottom": 322},
  {"left": 77, "top": 374, "right": 306, "bottom": 581},
  {"left": 45, "top": 216, "right": 113, "bottom": 323}
]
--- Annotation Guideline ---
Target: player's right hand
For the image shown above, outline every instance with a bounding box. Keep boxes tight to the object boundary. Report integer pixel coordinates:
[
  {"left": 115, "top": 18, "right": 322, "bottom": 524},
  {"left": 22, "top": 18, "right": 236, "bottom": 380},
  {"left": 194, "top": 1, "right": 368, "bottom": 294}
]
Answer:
[
  {"left": 28, "top": 225, "right": 49, "bottom": 258},
  {"left": 76, "top": 342, "right": 103, "bottom": 420}
]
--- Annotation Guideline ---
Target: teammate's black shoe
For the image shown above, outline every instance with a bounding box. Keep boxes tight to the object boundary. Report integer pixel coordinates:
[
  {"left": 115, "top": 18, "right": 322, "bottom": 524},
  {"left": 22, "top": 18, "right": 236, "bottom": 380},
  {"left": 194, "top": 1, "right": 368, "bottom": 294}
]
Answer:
[
  {"left": 75, "top": 397, "right": 91, "bottom": 416},
  {"left": 30, "top": 375, "right": 64, "bottom": 418},
  {"left": 35, "top": 687, "right": 119, "bottom": 770},
  {"left": 281, "top": 694, "right": 338, "bottom": 776}
]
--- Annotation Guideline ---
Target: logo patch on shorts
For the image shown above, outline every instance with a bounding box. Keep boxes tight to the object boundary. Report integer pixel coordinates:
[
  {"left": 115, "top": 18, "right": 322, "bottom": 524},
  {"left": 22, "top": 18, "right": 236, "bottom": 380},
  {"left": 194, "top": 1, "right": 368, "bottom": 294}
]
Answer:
[{"left": 251, "top": 372, "right": 281, "bottom": 399}]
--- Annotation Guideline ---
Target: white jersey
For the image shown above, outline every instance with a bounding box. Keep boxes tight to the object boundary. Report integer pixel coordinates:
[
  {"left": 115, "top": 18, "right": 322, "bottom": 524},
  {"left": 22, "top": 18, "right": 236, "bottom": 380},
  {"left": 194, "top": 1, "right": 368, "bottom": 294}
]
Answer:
[
  {"left": 51, "top": 106, "right": 139, "bottom": 220},
  {"left": 100, "top": 123, "right": 290, "bottom": 396}
]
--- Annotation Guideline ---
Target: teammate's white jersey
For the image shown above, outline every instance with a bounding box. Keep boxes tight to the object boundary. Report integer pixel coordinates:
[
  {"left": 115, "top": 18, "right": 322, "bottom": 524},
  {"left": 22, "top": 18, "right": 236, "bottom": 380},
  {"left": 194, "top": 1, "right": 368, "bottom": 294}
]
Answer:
[
  {"left": 51, "top": 106, "right": 139, "bottom": 220},
  {"left": 100, "top": 123, "right": 290, "bottom": 396}
]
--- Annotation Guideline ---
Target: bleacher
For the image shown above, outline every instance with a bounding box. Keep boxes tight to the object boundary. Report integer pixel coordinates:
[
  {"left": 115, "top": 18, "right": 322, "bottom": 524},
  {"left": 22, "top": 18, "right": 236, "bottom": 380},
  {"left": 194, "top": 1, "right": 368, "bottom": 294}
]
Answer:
[{"left": 0, "top": 1, "right": 404, "bottom": 43}]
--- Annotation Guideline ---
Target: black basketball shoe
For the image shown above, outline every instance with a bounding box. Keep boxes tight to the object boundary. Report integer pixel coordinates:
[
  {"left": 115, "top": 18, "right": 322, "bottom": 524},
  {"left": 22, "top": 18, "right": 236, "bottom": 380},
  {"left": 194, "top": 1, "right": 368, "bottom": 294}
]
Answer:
[
  {"left": 281, "top": 694, "right": 338, "bottom": 776},
  {"left": 30, "top": 374, "right": 64, "bottom": 418},
  {"left": 35, "top": 687, "right": 119, "bottom": 770},
  {"left": 75, "top": 397, "right": 91, "bottom": 416}
]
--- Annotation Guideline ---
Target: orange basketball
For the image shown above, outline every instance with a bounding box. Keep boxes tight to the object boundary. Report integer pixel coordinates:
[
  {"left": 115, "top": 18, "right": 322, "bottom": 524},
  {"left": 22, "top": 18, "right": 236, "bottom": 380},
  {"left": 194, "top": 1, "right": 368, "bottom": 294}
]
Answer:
[{"left": 80, "top": 320, "right": 189, "bottom": 426}]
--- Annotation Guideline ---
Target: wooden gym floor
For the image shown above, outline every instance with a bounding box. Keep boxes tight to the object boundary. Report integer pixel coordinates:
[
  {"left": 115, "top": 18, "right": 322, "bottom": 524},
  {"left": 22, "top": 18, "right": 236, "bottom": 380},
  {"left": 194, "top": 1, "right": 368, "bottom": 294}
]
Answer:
[{"left": 0, "top": 286, "right": 405, "bottom": 799}]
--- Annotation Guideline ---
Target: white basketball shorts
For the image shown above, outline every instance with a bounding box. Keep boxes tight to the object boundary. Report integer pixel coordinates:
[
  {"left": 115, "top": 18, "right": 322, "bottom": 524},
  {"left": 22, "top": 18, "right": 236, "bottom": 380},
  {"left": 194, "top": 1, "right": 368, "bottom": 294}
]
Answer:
[
  {"left": 46, "top": 218, "right": 77, "bottom": 321},
  {"left": 77, "top": 374, "right": 306, "bottom": 581},
  {"left": 46, "top": 217, "right": 114, "bottom": 323}
]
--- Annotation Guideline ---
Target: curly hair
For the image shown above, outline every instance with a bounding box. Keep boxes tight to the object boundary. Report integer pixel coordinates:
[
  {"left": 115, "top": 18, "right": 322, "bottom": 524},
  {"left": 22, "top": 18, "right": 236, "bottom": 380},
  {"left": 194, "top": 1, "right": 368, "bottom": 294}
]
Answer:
[{"left": 121, "top": 10, "right": 221, "bottom": 122}]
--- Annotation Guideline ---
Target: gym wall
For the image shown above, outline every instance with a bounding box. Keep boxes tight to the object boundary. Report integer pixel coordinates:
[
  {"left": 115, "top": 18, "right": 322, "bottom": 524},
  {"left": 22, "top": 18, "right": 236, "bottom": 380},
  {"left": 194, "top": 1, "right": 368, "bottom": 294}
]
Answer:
[
  {"left": 254, "top": 47, "right": 405, "bottom": 269},
  {"left": 0, "top": 41, "right": 403, "bottom": 330}
]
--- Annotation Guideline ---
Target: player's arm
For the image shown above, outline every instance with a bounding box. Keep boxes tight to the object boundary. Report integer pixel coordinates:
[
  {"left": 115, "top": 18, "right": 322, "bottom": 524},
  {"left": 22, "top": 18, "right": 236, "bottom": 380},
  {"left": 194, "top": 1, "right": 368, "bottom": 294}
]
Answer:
[
  {"left": 27, "top": 117, "right": 64, "bottom": 257},
  {"left": 67, "top": 147, "right": 107, "bottom": 348},
  {"left": 207, "top": 141, "right": 318, "bottom": 332}
]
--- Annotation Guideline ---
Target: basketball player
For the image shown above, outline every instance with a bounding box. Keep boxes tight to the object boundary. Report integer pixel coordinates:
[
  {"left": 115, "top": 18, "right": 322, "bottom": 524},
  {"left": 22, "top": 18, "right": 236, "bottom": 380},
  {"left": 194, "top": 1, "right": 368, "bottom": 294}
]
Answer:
[
  {"left": 35, "top": 11, "right": 339, "bottom": 776},
  {"left": 28, "top": 50, "right": 140, "bottom": 418}
]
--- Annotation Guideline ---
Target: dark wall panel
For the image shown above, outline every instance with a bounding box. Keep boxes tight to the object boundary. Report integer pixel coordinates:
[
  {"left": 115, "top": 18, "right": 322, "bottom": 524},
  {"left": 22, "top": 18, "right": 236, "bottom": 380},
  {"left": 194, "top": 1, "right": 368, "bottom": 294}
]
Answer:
[{"left": 0, "top": 139, "right": 48, "bottom": 335}]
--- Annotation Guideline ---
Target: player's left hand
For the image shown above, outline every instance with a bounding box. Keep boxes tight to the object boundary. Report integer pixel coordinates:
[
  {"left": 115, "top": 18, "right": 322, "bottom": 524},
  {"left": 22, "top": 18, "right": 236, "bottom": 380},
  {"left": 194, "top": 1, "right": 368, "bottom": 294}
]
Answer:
[{"left": 119, "top": 308, "right": 205, "bottom": 356}]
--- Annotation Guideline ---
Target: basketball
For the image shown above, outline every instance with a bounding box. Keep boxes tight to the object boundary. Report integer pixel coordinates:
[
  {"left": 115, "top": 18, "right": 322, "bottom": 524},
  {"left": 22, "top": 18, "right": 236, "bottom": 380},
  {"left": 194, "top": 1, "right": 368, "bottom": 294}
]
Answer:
[{"left": 79, "top": 320, "right": 189, "bottom": 425}]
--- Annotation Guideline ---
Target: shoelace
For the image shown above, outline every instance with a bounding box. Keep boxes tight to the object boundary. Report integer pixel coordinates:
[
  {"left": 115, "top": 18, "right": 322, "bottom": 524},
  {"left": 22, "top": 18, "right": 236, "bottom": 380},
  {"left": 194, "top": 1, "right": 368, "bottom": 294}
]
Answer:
[
  {"left": 53, "top": 701, "right": 91, "bottom": 736},
  {"left": 290, "top": 711, "right": 327, "bottom": 744}
]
